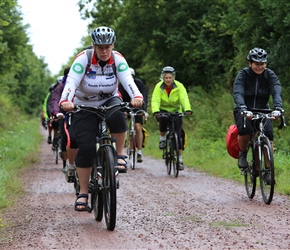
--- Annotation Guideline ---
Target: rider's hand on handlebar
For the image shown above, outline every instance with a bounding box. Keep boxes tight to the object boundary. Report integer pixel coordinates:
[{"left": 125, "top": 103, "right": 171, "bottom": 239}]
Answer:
[
  {"left": 154, "top": 112, "right": 160, "bottom": 117},
  {"left": 130, "top": 98, "right": 143, "bottom": 108},
  {"left": 61, "top": 101, "right": 74, "bottom": 111},
  {"left": 271, "top": 110, "right": 281, "bottom": 119},
  {"left": 185, "top": 110, "right": 192, "bottom": 115},
  {"left": 243, "top": 110, "right": 253, "bottom": 119}
]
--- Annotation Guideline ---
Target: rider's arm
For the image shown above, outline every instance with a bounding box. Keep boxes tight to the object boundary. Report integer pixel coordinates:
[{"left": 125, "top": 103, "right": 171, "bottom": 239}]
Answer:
[
  {"left": 233, "top": 69, "right": 247, "bottom": 109},
  {"left": 50, "top": 83, "right": 64, "bottom": 117},
  {"left": 265, "top": 69, "right": 283, "bottom": 110},
  {"left": 151, "top": 81, "right": 162, "bottom": 114},
  {"left": 175, "top": 80, "right": 192, "bottom": 112}
]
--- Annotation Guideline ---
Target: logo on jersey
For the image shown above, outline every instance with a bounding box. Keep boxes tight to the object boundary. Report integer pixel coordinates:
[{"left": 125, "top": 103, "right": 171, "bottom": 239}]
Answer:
[
  {"left": 118, "top": 63, "right": 128, "bottom": 72},
  {"left": 72, "top": 63, "right": 84, "bottom": 74}
]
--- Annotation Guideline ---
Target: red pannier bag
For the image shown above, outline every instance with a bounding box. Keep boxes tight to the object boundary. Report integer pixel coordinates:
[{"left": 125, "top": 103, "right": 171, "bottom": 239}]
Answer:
[{"left": 226, "top": 124, "right": 240, "bottom": 159}]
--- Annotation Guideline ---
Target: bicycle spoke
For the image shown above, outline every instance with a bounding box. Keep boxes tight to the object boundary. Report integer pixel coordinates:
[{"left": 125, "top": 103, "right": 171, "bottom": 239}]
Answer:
[
  {"left": 172, "top": 132, "right": 180, "bottom": 178},
  {"left": 101, "top": 145, "right": 116, "bottom": 231},
  {"left": 244, "top": 144, "right": 256, "bottom": 198},
  {"left": 259, "top": 138, "right": 274, "bottom": 204}
]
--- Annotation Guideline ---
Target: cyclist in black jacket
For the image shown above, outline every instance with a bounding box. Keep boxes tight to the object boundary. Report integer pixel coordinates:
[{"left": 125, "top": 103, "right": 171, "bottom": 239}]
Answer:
[{"left": 233, "top": 47, "right": 283, "bottom": 169}]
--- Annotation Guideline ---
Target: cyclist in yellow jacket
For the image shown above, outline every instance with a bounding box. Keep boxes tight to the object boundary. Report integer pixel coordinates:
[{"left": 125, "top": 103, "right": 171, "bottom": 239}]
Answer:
[{"left": 151, "top": 66, "right": 192, "bottom": 170}]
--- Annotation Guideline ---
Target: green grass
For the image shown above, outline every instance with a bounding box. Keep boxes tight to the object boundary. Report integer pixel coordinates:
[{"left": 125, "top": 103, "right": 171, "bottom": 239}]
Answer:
[{"left": 0, "top": 118, "right": 42, "bottom": 209}]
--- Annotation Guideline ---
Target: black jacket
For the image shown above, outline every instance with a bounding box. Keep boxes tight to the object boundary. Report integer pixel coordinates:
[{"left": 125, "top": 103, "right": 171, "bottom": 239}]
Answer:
[
  {"left": 119, "top": 77, "right": 148, "bottom": 111},
  {"left": 233, "top": 67, "right": 282, "bottom": 111}
]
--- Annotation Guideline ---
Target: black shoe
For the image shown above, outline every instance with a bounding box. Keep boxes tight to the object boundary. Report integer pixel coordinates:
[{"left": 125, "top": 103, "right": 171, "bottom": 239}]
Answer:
[
  {"left": 47, "top": 136, "right": 52, "bottom": 144},
  {"left": 238, "top": 151, "right": 248, "bottom": 169},
  {"left": 137, "top": 154, "right": 143, "bottom": 163},
  {"left": 159, "top": 140, "right": 166, "bottom": 149},
  {"left": 179, "top": 161, "right": 184, "bottom": 171}
]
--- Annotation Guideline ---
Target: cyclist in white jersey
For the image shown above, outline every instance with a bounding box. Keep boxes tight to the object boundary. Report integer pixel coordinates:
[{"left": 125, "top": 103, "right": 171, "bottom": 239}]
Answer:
[{"left": 60, "top": 26, "right": 143, "bottom": 212}]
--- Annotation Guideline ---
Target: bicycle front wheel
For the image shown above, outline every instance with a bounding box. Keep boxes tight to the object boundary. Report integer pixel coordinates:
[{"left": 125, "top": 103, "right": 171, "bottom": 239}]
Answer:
[
  {"left": 101, "top": 145, "right": 117, "bottom": 230},
  {"left": 91, "top": 163, "right": 103, "bottom": 221},
  {"left": 165, "top": 138, "right": 171, "bottom": 175},
  {"left": 128, "top": 132, "right": 136, "bottom": 170},
  {"left": 245, "top": 143, "right": 256, "bottom": 199},
  {"left": 259, "top": 137, "right": 275, "bottom": 204},
  {"left": 171, "top": 132, "right": 180, "bottom": 178}
]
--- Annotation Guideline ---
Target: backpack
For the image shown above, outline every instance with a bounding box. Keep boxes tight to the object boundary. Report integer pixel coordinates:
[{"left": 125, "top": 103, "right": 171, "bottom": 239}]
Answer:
[
  {"left": 226, "top": 124, "right": 240, "bottom": 159},
  {"left": 85, "top": 48, "right": 116, "bottom": 75}
]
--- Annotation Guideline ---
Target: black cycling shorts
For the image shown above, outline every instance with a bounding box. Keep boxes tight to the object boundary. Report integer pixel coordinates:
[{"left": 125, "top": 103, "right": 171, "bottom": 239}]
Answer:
[{"left": 234, "top": 110, "right": 274, "bottom": 140}]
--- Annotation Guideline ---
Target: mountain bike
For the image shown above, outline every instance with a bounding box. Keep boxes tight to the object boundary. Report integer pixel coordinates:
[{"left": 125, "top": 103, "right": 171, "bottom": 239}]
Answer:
[
  {"left": 124, "top": 107, "right": 148, "bottom": 170},
  {"left": 160, "top": 112, "right": 187, "bottom": 178},
  {"left": 242, "top": 108, "right": 286, "bottom": 204},
  {"left": 72, "top": 102, "right": 129, "bottom": 231}
]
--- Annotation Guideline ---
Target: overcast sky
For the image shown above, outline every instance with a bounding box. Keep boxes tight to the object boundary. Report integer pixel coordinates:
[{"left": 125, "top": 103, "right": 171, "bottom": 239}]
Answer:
[{"left": 18, "top": 0, "right": 90, "bottom": 75}]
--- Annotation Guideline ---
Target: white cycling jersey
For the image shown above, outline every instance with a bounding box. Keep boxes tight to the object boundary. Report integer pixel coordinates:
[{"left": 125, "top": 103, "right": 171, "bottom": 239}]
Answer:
[{"left": 59, "top": 49, "right": 143, "bottom": 106}]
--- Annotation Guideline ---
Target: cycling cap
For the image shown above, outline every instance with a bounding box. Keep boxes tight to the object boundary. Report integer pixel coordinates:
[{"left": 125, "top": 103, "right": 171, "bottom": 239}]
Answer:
[
  {"left": 56, "top": 76, "right": 63, "bottom": 84},
  {"left": 129, "top": 68, "right": 135, "bottom": 76},
  {"left": 160, "top": 66, "right": 176, "bottom": 80},
  {"left": 247, "top": 48, "right": 268, "bottom": 62},
  {"left": 91, "top": 26, "right": 116, "bottom": 45}
]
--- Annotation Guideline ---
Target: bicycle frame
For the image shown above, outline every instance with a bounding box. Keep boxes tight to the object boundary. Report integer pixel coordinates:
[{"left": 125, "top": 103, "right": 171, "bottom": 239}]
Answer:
[
  {"left": 160, "top": 112, "right": 186, "bottom": 178},
  {"left": 243, "top": 108, "right": 285, "bottom": 204},
  {"left": 126, "top": 108, "right": 148, "bottom": 169},
  {"left": 72, "top": 102, "right": 130, "bottom": 230}
]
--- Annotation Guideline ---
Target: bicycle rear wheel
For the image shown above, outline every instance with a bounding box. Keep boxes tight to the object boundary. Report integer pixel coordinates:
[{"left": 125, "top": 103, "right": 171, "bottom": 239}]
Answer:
[
  {"left": 259, "top": 137, "right": 275, "bottom": 204},
  {"left": 244, "top": 143, "right": 256, "bottom": 198},
  {"left": 128, "top": 132, "right": 136, "bottom": 170},
  {"left": 101, "top": 145, "right": 117, "bottom": 231},
  {"left": 171, "top": 132, "right": 180, "bottom": 178}
]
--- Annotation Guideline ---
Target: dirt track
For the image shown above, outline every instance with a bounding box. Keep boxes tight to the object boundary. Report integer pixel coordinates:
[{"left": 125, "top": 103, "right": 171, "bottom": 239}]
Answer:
[{"left": 1, "top": 128, "right": 290, "bottom": 250}]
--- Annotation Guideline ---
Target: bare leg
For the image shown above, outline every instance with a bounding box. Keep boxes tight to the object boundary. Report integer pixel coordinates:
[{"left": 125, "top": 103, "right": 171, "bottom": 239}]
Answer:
[
  {"left": 75, "top": 167, "right": 91, "bottom": 208},
  {"left": 111, "top": 132, "right": 127, "bottom": 169},
  {"left": 238, "top": 135, "right": 251, "bottom": 152},
  {"left": 135, "top": 123, "right": 143, "bottom": 150}
]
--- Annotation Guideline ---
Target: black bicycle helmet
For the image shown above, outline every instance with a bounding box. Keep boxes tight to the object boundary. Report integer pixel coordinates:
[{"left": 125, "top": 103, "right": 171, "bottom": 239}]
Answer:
[
  {"left": 160, "top": 66, "right": 176, "bottom": 80},
  {"left": 91, "top": 26, "right": 116, "bottom": 45},
  {"left": 247, "top": 48, "right": 268, "bottom": 62}
]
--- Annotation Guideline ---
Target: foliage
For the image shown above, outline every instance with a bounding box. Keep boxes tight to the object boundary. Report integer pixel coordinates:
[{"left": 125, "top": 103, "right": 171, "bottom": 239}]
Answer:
[{"left": 0, "top": 96, "right": 41, "bottom": 210}]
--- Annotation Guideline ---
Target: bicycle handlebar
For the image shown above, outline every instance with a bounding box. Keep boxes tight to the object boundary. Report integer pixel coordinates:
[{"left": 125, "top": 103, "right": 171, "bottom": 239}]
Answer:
[
  {"left": 159, "top": 112, "right": 188, "bottom": 118},
  {"left": 241, "top": 109, "right": 286, "bottom": 129},
  {"left": 73, "top": 102, "right": 130, "bottom": 112}
]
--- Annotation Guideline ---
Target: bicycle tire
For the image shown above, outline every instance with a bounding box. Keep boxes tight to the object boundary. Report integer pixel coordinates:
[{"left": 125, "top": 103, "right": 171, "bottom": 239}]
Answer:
[
  {"left": 101, "top": 145, "right": 117, "bottom": 231},
  {"left": 171, "top": 132, "right": 180, "bottom": 178},
  {"left": 74, "top": 172, "right": 80, "bottom": 196},
  {"left": 259, "top": 137, "right": 275, "bottom": 204},
  {"left": 129, "top": 132, "right": 136, "bottom": 170},
  {"left": 55, "top": 146, "right": 58, "bottom": 164},
  {"left": 165, "top": 136, "right": 171, "bottom": 175},
  {"left": 244, "top": 143, "right": 257, "bottom": 198},
  {"left": 91, "top": 164, "right": 103, "bottom": 221}
]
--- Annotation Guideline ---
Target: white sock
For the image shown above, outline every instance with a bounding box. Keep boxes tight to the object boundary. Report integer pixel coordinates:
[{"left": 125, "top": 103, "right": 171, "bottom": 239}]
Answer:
[
  {"left": 179, "top": 156, "right": 183, "bottom": 162},
  {"left": 138, "top": 150, "right": 142, "bottom": 155},
  {"left": 160, "top": 136, "right": 166, "bottom": 141}
]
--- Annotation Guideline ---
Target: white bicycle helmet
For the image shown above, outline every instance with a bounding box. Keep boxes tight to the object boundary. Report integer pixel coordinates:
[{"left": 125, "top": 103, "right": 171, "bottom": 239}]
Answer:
[
  {"left": 247, "top": 48, "right": 268, "bottom": 62},
  {"left": 91, "top": 26, "right": 116, "bottom": 45},
  {"left": 160, "top": 66, "right": 176, "bottom": 80},
  {"left": 56, "top": 76, "right": 63, "bottom": 84}
]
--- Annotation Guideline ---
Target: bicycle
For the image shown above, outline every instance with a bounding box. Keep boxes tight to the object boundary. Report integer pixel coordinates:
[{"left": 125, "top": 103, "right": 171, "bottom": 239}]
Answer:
[
  {"left": 51, "top": 123, "right": 62, "bottom": 165},
  {"left": 124, "top": 107, "right": 148, "bottom": 170},
  {"left": 160, "top": 112, "right": 187, "bottom": 178},
  {"left": 72, "top": 102, "right": 130, "bottom": 231},
  {"left": 242, "top": 108, "right": 286, "bottom": 204}
]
